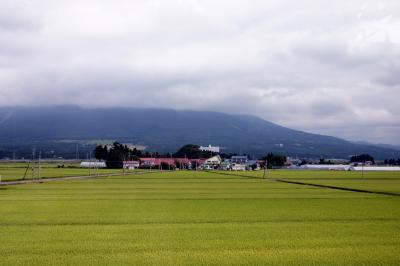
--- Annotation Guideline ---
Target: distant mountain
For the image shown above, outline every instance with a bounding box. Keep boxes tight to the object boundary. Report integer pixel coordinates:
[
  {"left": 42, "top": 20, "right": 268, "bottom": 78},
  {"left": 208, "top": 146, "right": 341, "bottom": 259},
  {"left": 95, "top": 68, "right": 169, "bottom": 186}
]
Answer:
[
  {"left": 352, "top": 141, "right": 400, "bottom": 152},
  {"left": 374, "top": 144, "right": 400, "bottom": 151},
  {"left": 0, "top": 106, "right": 399, "bottom": 159}
]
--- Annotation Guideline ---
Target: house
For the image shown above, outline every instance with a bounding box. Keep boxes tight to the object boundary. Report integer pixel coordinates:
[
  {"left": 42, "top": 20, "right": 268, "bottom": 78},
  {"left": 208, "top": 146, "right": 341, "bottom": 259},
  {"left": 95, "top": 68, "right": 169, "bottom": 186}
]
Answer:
[
  {"left": 231, "top": 156, "right": 248, "bottom": 164},
  {"left": 218, "top": 161, "right": 231, "bottom": 170},
  {"left": 139, "top": 158, "right": 194, "bottom": 169},
  {"left": 140, "top": 158, "right": 175, "bottom": 168},
  {"left": 189, "top": 159, "right": 206, "bottom": 169},
  {"left": 139, "top": 158, "right": 157, "bottom": 167},
  {"left": 204, "top": 155, "right": 222, "bottom": 165},
  {"left": 123, "top": 161, "right": 140, "bottom": 169},
  {"left": 201, "top": 155, "right": 221, "bottom": 170},
  {"left": 231, "top": 163, "right": 246, "bottom": 171}
]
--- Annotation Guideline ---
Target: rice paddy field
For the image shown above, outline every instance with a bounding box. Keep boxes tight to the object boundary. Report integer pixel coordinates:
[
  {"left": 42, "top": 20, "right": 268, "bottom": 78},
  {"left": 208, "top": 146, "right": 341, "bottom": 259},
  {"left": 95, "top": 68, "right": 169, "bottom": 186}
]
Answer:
[{"left": 0, "top": 170, "right": 399, "bottom": 265}]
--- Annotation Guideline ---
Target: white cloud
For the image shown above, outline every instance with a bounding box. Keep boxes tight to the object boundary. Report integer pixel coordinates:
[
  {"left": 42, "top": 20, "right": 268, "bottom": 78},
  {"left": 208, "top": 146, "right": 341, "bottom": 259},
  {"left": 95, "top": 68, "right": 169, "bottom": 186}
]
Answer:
[{"left": 0, "top": 0, "right": 399, "bottom": 144}]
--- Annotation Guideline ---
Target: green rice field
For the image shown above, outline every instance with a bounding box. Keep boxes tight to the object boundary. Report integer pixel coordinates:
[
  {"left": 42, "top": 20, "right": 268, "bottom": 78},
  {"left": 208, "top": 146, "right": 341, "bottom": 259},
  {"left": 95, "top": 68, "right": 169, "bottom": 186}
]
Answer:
[
  {"left": 0, "top": 162, "right": 143, "bottom": 182},
  {"left": 0, "top": 170, "right": 399, "bottom": 265}
]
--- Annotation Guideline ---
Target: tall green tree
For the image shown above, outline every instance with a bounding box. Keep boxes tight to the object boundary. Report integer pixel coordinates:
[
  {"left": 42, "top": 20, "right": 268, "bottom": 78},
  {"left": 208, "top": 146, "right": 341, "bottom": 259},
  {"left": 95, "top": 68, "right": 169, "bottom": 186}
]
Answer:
[
  {"left": 262, "top": 153, "right": 286, "bottom": 169},
  {"left": 94, "top": 142, "right": 132, "bottom": 169},
  {"left": 94, "top": 145, "right": 108, "bottom": 161},
  {"left": 173, "top": 144, "right": 217, "bottom": 159}
]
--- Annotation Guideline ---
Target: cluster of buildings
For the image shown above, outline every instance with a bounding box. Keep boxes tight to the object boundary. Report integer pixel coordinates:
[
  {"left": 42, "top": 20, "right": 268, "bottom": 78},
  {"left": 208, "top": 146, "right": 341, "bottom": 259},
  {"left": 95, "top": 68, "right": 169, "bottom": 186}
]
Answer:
[
  {"left": 81, "top": 155, "right": 262, "bottom": 171},
  {"left": 127, "top": 155, "right": 261, "bottom": 171}
]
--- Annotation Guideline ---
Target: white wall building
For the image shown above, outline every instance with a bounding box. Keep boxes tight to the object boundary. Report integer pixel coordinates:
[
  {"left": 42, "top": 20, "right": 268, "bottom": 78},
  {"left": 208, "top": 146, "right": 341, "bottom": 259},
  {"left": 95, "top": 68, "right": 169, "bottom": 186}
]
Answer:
[
  {"left": 80, "top": 161, "right": 106, "bottom": 168},
  {"left": 199, "top": 145, "right": 220, "bottom": 153},
  {"left": 352, "top": 166, "right": 400, "bottom": 171},
  {"left": 204, "top": 155, "right": 222, "bottom": 165},
  {"left": 231, "top": 163, "right": 246, "bottom": 171},
  {"left": 123, "top": 161, "right": 140, "bottom": 169},
  {"left": 300, "top": 164, "right": 352, "bottom": 170}
]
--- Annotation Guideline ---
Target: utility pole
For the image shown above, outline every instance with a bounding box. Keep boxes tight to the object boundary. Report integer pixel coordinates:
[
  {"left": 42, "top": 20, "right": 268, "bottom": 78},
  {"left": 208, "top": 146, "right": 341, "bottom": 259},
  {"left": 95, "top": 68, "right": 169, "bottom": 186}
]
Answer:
[
  {"left": 195, "top": 159, "right": 198, "bottom": 177},
  {"left": 89, "top": 151, "right": 92, "bottom": 176},
  {"left": 362, "top": 161, "right": 364, "bottom": 179},
  {"left": 38, "top": 151, "right": 42, "bottom": 179},
  {"left": 32, "top": 148, "right": 35, "bottom": 180},
  {"left": 263, "top": 159, "right": 267, "bottom": 179},
  {"left": 76, "top": 144, "right": 79, "bottom": 161}
]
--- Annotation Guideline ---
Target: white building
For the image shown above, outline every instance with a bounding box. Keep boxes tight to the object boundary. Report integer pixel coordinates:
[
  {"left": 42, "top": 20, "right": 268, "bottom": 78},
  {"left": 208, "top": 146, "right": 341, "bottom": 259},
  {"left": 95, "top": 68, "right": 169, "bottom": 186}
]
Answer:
[
  {"left": 123, "top": 161, "right": 140, "bottom": 169},
  {"left": 231, "top": 163, "right": 246, "bottom": 171},
  {"left": 80, "top": 161, "right": 106, "bottom": 168},
  {"left": 352, "top": 166, "right": 400, "bottom": 171},
  {"left": 204, "top": 155, "right": 222, "bottom": 165},
  {"left": 300, "top": 164, "right": 352, "bottom": 171},
  {"left": 231, "top": 156, "right": 248, "bottom": 164},
  {"left": 199, "top": 145, "right": 220, "bottom": 153}
]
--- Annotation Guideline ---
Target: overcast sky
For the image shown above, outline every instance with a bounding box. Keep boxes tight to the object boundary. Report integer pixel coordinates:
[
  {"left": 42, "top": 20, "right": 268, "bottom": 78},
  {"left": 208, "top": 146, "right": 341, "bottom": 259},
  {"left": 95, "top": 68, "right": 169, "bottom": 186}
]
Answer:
[{"left": 0, "top": 0, "right": 399, "bottom": 144}]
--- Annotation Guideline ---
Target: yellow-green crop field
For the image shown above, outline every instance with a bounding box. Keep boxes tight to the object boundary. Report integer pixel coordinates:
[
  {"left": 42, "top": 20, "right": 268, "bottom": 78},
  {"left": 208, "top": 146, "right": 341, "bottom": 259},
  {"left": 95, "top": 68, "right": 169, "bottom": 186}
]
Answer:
[
  {"left": 0, "top": 162, "right": 142, "bottom": 181},
  {"left": 0, "top": 170, "right": 399, "bottom": 265}
]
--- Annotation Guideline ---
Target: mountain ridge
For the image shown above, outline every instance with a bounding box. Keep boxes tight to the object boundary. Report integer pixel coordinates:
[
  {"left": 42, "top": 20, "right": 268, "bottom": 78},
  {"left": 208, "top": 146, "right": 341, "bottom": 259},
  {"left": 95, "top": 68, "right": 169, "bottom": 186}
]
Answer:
[{"left": 0, "top": 106, "right": 399, "bottom": 159}]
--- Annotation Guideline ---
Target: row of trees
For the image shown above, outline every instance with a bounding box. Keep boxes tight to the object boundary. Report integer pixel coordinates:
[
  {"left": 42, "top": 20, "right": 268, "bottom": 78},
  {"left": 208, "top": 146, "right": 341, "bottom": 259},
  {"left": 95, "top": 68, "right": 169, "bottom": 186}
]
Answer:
[
  {"left": 94, "top": 143, "right": 133, "bottom": 168},
  {"left": 350, "top": 154, "right": 375, "bottom": 164},
  {"left": 383, "top": 158, "right": 400, "bottom": 165},
  {"left": 172, "top": 144, "right": 218, "bottom": 159}
]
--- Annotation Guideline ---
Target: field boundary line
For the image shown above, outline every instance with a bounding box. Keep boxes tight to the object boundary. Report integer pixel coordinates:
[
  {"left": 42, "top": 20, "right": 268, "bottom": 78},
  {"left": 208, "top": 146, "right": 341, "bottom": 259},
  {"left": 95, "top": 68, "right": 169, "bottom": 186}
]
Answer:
[{"left": 274, "top": 179, "right": 400, "bottom": 197}]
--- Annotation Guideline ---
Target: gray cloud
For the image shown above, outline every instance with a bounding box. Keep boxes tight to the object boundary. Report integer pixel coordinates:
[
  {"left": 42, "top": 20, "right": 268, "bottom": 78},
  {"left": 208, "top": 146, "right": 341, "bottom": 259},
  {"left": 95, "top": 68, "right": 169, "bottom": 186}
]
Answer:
[{"left": 0, "top": 0, "right": 400, "bottom": 144}]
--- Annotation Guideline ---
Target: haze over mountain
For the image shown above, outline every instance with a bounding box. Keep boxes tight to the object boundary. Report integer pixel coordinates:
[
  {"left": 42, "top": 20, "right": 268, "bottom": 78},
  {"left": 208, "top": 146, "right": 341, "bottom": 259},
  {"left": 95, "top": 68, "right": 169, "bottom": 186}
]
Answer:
[{"left": 0, "top": 106, "right": 399, "bottom": 159}]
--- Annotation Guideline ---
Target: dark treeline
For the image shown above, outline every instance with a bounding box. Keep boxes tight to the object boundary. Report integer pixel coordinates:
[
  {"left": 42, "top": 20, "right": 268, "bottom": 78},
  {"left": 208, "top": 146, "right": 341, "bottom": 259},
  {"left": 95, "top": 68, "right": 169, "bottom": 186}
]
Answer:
[
  {"left": 262, "top": 153, "right": 287, "bottom": 169},
  {"left": 383, "top": 158, "right": 400, "bottom": 165},
  {"left": 350, "top": 154, "right": 375, "bottom": 164},
  {"left": 172, "top": 144, "right": 218, "bottom": 159},
  {"left": 94, "top": 142, "right": 176, "bottom": 168}
]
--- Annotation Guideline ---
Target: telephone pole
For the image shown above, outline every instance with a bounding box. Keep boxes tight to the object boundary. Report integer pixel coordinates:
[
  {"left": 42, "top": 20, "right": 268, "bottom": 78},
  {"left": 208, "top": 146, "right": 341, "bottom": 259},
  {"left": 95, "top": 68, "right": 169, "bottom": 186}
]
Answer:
[
  {"left": 32, "top": 148, "right": 35, "bottom": 180},
  {"left": 38, "top": 151, "right": 42, "bottom": 179},
  {"left": 263, "top": 160, "right": 267, "bottom": 179},
  {"left": 76, "top": 144, "right": 79, "bottom": 160}
]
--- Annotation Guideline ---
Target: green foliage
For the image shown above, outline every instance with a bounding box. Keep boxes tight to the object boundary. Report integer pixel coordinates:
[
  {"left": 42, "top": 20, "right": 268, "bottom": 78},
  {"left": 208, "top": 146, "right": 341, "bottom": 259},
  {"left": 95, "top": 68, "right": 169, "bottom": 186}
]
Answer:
[
  {"left": 250, "top": 163, "right": 258, "bottom": 170},
  {"left": 94, "top": 145, "right": 108, "bottom": 160},
  {"left": 319, "top": 158, "right": 333, "bottom": 164},
  {"left": 173, "top": 144, "right": 217, "bottom": 159},
  {"left": 160, "top": 162, "right": 171, "bottom": 170},
  {"left": 351, "top": 154, "right": 375, "bottom": 164},
  {"left": 94, "top": 142, "right": 143, "bottom": 169},
  {"left": 383, "top": 158, "right": 400, "bottom": 165},
  {"left": 263, "top": 153, "right": 286, "bottom": 168}
]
